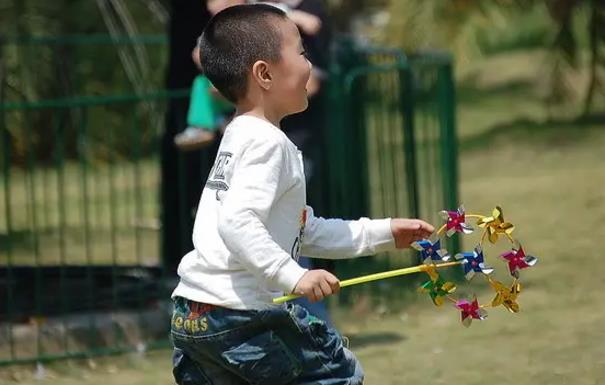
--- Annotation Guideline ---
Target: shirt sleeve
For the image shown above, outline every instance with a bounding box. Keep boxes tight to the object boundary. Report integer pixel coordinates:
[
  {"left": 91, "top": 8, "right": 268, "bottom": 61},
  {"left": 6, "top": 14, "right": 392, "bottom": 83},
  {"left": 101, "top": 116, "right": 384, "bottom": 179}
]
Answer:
[
  {"left": 300, "top": 206, "right": 396, "bottom": 259},
  {"left": 217, "top": 135, "right": 307, "bottom": 293}
]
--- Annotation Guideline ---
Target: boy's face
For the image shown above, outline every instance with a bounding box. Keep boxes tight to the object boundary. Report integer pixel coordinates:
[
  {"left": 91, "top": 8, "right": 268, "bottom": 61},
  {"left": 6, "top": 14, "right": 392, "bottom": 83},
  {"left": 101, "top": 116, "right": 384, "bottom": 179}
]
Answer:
[{"left": 267, "top": 18, "right": 312, "bottom": 117}]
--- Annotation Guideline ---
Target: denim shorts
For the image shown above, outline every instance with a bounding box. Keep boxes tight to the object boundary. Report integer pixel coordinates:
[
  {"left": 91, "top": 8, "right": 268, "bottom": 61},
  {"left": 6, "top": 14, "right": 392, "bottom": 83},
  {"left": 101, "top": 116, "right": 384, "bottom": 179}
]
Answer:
[{"left": 170, "top": 297, "right": 364, "bottom": 385}]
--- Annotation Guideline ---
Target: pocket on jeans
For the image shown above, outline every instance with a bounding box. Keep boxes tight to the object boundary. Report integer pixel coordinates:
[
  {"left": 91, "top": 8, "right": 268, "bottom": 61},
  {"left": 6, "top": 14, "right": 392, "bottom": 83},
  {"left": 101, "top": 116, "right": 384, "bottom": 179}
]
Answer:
[
  {"left": 221, "top": 331, "right": 301, "bottom": 385},
  {"left": 173, "top": 348, "right": 213, "bottom": 385},
  {"left": 309, "top": 319, "right": 343, "bottom": 360}
]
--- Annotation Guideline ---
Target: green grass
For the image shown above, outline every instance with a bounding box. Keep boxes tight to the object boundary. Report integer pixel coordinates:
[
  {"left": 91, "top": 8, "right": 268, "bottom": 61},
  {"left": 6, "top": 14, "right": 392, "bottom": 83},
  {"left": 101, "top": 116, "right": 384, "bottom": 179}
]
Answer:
[
  {"left": 0, "top": 351, "right": 174, "bottom": 385},
  {"left": 1, "top": 49, "right": 604, "bottom": 384},
  {"left": 345, "top": 50, "right": 605, "bottom": 384},
  {"left": 347, "top": 125, "right": 605, "bottom": 385},
  {"left": 0, "top": 159, "right": 161, "bottom": 265}
]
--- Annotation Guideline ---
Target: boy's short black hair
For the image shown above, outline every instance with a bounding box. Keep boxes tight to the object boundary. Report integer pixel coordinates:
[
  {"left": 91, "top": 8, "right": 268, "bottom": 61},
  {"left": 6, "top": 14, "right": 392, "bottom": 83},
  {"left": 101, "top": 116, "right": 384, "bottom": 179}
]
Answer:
[{"left": 198, "top": 4, "right": 288, "bottom": 104}]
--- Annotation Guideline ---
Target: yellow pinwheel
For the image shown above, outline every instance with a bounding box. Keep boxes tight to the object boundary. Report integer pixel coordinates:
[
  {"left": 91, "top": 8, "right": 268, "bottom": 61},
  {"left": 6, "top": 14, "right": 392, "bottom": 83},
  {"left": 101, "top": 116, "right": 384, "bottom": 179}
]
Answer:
[
  {"left": 489, "top": 278, "right": 521, "bottom": 313},
  {"left": 477, "top": 206, "right": 515, "bottom": 244}
]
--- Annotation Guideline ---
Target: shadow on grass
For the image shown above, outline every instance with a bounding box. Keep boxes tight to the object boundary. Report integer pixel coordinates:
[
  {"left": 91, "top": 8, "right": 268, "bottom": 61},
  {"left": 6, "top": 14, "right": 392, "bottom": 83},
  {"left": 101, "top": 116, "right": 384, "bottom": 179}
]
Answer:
[
  {"left": 457, "top": 78, "right": 537, "bottom": 105},
  {"left": 0, "top": 229, "right": 32, "bottom": 248},
  {"left": 459, "top": 113, "right": 605, "bottom": 151},
  {"left": 347, "top": 331, "right": 406, "bottom": 349}
]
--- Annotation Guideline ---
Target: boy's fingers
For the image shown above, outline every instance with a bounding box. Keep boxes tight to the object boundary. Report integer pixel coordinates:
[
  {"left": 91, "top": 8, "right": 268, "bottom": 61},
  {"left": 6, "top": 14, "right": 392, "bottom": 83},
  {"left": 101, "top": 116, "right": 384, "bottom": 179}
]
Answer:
[
  {"left": 312, "top": 286, "right": 324, "bottom": 302},
  {"left": 325, "top": 273, "right": 340, "bottom": 293},
  {"left": 307, "top": 289, "right": 316, "bottom": 303},
  {"left": 413, "top": 220, "right": 435, "bottom": 239},
  {"left": 419, "top": 220, "right": 435, "bottom": 233},
  {"left": 319, "top": 279, "right": 333, "bottom": 297},
  {"left": 331, "top": 283, "right": 340, "bottom": 294},
  {"left": 325, "top": 272, "right": 339, "bottom": 284},
  {"left": 328, "top": 278, "right": 340, "bottom": 294}
]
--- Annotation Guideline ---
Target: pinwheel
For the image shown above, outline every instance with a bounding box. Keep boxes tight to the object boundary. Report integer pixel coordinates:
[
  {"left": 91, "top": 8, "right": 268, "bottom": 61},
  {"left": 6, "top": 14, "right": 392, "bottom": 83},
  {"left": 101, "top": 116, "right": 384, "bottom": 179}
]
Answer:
[
  {"left": 272, "top": 261, "right": 462, "bottom": 304},
  {"left": 412, "top": 239, "right": 451, "bottom": 264},
  {"left": 455, "top": 246, "right": 494, "bottom": 280},
  {"left": 489, "top": 278, "right": 521, "bottom": 313},
  {"left": 500, "top": 245, "right": 538, "bottom": 278},
  {"left": 476, "top": 206, "right": 515, "bottom": 244},
  {"left": 273, "top": 204, "right": 537, "bottom": 328},
  {"left": 455, "top": 297, "right": 487, "bottom": 327},
  {"left": 439, "top": 205, "right": 474, "bottom": 237},
  {"left": 418, "top": 273, "right": 456, "bottom": 306}
]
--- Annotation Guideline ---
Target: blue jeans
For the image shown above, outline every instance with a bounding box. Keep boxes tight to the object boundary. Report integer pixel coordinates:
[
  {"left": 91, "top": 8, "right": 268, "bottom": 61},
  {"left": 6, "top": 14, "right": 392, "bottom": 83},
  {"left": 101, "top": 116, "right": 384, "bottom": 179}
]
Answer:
[{"left": 171, "top": 297, "right": 363, "bottom": 385}]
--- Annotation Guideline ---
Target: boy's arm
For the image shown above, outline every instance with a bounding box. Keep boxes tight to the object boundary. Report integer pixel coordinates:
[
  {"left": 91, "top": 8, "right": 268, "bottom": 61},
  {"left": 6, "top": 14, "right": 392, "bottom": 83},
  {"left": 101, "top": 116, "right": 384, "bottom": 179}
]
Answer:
[
  {"left": 301, "top": 207, "right": 434, "bottom": 258},
  {"left": 217, "top": 136, "right": 307, "bottom": 294}
]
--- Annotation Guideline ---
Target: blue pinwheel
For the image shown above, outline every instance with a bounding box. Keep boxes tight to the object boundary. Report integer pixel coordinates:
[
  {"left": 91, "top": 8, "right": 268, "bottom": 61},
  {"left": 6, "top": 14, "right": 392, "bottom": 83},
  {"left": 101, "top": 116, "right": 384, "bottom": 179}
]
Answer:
[
  {"left": 455, "top": 246, "right": 494, "bottom": 281},
  {"left": 412, "top": 239, "right": 451, "bottom": 265}
]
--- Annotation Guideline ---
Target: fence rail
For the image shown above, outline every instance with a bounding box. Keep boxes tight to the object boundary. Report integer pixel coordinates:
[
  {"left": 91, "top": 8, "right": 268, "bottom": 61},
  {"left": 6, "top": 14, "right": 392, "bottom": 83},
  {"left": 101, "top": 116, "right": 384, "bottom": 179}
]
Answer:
[
  {"left": 0, "top": 37, "right": 459, "bottom": 366},
  {"left": 1, "top": 89, "right": 192, "bottom": 366}
]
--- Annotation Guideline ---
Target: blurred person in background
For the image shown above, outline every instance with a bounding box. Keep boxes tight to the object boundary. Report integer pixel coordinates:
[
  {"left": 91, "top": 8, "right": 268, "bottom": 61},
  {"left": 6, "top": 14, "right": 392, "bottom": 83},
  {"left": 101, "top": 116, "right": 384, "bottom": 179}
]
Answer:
[
  {"left": 175, "top": 0, "right": 327, "bottom": 153},
  {"left": 173, "top": 0, "right": 244, "bottom": 151}
]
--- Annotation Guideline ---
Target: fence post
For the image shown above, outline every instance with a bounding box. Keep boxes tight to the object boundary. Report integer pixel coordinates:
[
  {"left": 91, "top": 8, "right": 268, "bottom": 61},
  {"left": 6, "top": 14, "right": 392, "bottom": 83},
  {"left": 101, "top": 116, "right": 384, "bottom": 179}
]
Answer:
[
  {"left": 400, "top": 68, "right": 419, "bottom": 219},
  {"left": 438, "top": 62, "right": 460, "bottom": 254},
  {"left": 1, "top": 44, "right": 17, "bottom": 362}
]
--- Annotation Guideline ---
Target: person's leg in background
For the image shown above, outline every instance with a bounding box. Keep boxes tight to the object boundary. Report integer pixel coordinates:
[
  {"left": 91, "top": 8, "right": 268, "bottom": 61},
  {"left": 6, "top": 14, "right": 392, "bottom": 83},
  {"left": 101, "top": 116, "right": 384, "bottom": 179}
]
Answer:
[{"left": 174, "top": 75, "right": 219, "bottom": 151}]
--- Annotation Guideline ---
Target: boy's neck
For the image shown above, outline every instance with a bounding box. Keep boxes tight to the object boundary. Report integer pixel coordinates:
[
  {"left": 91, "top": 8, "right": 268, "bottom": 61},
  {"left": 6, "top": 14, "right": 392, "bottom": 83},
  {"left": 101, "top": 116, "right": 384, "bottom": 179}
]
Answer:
[{"left": 235, "top": 101, "right": 283, "bottom": 128}]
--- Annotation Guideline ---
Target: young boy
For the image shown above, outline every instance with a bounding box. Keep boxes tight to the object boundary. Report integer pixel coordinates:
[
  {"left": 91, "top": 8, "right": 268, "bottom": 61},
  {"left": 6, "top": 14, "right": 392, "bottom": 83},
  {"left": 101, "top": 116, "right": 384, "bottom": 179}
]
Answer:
[
  {"left": 170, "top": 4, "right": 435, "bottom": 384},
  {"left": 173, "top": 0, "right": 323, "bottom": 152}
]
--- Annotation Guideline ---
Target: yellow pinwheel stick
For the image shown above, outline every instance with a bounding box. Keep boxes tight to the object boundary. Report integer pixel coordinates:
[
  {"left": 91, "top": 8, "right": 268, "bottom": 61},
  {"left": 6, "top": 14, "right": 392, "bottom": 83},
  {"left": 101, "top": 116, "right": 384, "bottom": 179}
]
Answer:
[{"left": 272, "top": 260, "right": 463, "bottom": 304}]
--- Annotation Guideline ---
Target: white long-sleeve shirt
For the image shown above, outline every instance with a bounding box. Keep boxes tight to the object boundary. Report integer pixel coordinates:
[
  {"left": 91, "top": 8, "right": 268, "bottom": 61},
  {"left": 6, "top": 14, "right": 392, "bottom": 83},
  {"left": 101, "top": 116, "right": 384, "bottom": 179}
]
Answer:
[{"left": 171, "top": 115, "right": 396, "bottom": 309}]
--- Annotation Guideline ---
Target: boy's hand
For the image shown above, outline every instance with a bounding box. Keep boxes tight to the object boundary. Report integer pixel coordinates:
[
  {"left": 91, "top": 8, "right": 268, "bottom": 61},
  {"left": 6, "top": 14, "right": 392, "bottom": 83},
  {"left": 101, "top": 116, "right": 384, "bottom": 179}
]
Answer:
[
  {"left": 390, "top": 219, "right": 435, "bottom": 249},
  {"left": 293, "top": 270, "right": 340, "bottom": 302}
]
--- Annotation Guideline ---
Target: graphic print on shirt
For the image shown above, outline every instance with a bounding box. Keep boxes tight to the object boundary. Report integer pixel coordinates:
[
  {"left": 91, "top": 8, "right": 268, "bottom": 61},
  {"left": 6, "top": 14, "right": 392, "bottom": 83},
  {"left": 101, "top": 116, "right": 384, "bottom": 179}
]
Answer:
[
  {"left": 205, "top": 151, "right": 233, "bottom": 200},
  {"left": 290, "top": 208, "right": 307, "bottom": 261}
]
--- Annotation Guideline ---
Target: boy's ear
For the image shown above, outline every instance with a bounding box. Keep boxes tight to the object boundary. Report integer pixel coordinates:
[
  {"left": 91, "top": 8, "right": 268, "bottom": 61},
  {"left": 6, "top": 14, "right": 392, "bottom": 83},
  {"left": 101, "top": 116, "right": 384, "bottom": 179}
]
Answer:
[{"left": 252, "top": 60, "right": 272, "bottom": 91}]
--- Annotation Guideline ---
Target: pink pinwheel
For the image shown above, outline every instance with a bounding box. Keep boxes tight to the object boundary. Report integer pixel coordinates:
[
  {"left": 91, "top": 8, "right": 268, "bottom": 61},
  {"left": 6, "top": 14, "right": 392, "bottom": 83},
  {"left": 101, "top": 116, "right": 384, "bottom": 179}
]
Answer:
[
  {"left": 455, "top": 297, "right": 487, "bottom": 327},
  {"left": 500, "top": 245, "right": 537, "bottom": 278},
  {"left": 439, "top": 205, "right": 474, "bottom": 237}
]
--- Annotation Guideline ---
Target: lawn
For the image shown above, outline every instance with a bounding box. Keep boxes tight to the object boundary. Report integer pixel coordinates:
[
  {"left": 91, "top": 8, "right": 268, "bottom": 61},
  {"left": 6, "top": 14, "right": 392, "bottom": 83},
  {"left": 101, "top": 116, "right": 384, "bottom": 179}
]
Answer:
[
  {"left": 1, "top": 49, "right": 604, "bottom": 384},
  {"left": 0, "top": 159, "right": 161, "bottom": 265},
  {"left": 349, "top": 123, "right": 605, "bottom": 385},
  {"left": 349, "top": 50, "right": 605, "bottom": 385}
]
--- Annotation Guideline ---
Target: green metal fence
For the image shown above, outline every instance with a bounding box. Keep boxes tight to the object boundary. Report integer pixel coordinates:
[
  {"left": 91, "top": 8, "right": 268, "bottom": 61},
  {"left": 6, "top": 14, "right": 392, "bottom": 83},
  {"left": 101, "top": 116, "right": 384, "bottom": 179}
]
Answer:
[
  {"left": 0, "top": 91, "right": 190, "bottom": 366},
  {"left": 325, "top": 49, "right": 460, "bottom": 302},
  {"left": 0, "top": 37, "right": 459, "bottom": 366}
]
